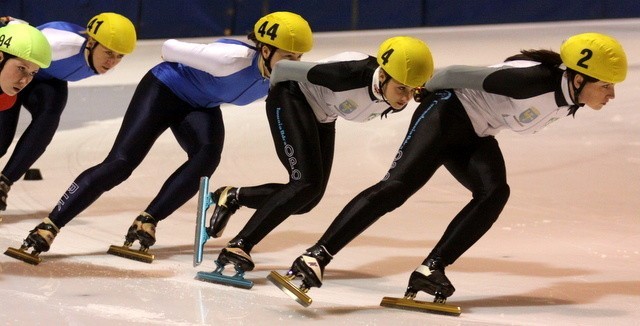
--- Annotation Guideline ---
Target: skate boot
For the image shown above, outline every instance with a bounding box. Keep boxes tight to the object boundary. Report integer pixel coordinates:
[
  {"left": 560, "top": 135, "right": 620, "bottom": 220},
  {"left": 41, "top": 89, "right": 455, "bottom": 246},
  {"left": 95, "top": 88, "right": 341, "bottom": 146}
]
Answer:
[
  {"left": 4, "top": 218, "right": 59, "bottom": 265},
  {"left": 195, "top": 238, "right": 254, "bottom": 289},
  {"left": 405, "top": 258, "right": 456, "bottom": 301},
  {"left": 217, "top": 238, "right": 255, "bottom": 272},
  {"left": 380, "top": 257, "right": 461, "bottom": 316},
  {"left": 107, "top": 212, "right": 157, "bottom": 263},
  {"left": 0, "top": 174, "right": 11, "bottom": 212},
  {"left": 206, "top": 186, "right": 239, "bottom": 238},
  {"left": 267, "top": 244, "right": 333, "bottom": 307}
]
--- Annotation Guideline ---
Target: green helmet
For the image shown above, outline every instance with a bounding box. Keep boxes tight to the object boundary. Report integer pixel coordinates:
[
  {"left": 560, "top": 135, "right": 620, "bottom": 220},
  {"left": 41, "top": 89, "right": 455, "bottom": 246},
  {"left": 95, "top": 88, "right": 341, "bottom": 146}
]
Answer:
[
  {"left": 377, "top": 36, "right": 434, "bottom": 88},
  {"left": 0, "top": 23, "right": 51, "bottom": 68},
  {"left": 560, "top": 32, "right": 627, "bottom": 83}
]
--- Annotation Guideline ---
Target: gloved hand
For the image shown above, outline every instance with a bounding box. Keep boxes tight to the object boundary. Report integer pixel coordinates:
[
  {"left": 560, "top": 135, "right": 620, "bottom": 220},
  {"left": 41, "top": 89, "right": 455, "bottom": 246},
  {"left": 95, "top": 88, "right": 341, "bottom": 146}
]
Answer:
[{"left": 413, "top": 87, "right": 432, "bottom": 103}]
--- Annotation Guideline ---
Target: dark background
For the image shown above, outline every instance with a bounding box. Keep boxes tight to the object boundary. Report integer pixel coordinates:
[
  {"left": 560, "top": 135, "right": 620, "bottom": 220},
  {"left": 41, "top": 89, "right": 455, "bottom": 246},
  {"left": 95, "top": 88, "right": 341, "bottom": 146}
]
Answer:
[{"left": 2, "top": 0, "right": 639, "bottom": 39}]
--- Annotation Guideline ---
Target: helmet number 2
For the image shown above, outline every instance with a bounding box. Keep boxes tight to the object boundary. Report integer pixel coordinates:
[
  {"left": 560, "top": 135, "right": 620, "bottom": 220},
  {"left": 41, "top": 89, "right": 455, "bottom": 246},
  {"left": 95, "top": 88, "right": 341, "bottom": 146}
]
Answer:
[
  {"left": 577, "top": 48, "right": 593, "bottom": 69},
  {"left": 0, "top": 34, "right": 11, "bottom": 49},
  {"left": 257, "top": 21, "right": 279, "bottom": 41},
  {"left": 87, "top": 18, "right": 104, "bottom": 34}
]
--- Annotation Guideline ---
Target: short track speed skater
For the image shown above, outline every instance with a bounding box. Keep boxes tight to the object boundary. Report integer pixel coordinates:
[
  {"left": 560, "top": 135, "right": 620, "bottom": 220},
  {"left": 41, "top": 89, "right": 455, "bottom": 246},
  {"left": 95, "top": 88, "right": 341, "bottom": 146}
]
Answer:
[{"left": 193, "top": 176, "right": 253, "bottom": 289}]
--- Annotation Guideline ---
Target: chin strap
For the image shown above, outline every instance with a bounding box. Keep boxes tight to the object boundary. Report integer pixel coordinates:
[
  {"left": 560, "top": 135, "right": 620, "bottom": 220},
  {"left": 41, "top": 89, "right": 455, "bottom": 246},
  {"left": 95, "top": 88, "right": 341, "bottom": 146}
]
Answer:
[
  {"left": 566, "top": 71, "right": 586, "bottom": 116},
  {"left": 259, "top": 45, "right": 277, "bottom": 78},
  {"left": 85, "top": 41, "right": 99, "bottom": 74}
]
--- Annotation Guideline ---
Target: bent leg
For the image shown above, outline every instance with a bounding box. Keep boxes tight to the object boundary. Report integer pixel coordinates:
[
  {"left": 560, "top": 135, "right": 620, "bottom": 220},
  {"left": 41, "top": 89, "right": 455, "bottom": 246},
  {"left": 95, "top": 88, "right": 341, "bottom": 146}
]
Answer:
[
  {"left": 232, "top": 82, "right": 333, "bottom": 250},
  {"left": 48, "top": 73, "right": 179, "bottom": 228},
  {"left": 2, "top": 79, "right": 68, "bottom": 182},
  {"left": 145, "top": 107, "right": 225, "bottom": 220},
  {"left": 428, "top": 136, "right": 510, "bottom": 265}
]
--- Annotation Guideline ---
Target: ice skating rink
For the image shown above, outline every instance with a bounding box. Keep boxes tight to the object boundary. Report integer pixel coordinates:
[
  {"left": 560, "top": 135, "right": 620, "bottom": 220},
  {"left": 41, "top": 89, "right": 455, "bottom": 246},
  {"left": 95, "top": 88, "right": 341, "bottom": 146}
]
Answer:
[{"left": 1, "top": 18, "right": 639, "bottom": 326}]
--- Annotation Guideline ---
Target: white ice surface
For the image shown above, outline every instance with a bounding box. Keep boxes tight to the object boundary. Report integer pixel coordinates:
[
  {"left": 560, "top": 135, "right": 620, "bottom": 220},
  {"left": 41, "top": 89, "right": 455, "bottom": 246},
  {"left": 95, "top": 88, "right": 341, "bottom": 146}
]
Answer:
[{"left": 1, "top": 19, "right": 639, "bottom": 325}]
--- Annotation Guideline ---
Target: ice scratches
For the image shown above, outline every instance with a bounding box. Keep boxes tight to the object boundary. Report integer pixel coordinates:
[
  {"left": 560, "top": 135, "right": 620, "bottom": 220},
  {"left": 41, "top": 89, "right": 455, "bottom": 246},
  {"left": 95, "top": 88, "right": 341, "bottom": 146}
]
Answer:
[
  {"left": 70, "top": 304, "right": 181, "bottom": 324},
  {"left": 5, "top": 289, "right": 49, "bottom": 302}
]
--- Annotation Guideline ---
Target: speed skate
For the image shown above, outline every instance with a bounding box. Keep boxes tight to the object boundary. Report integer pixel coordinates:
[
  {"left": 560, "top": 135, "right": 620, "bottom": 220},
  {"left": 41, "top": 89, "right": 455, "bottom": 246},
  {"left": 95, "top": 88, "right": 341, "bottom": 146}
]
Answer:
[
  {"left": 380, "top": 294, "right": 461, "bottom": 316},
  {"left": 193, "top": 176, "right": 253, "bottom": 289},
  {"left": 267, "top": 271, "right": 313, "bottom": 307},
  {"left": 4, "top": 245, "right": 43, "bottom": 265},
  {"left": 107, "top": 244, "right": 155, "bottom": 263}
]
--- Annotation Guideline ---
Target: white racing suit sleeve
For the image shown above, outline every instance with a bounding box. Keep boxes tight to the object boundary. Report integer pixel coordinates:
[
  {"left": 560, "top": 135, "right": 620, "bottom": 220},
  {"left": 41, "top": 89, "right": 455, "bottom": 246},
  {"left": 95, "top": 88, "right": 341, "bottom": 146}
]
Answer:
[
  {"left": 269, "top": 60, "right": 317, "bottom": 86},
  {"left": 425, "top": 65, "right": 505, "bottom": 92},
  {"left": 161, "top": 39, "right": 252, "bottom": 77}
]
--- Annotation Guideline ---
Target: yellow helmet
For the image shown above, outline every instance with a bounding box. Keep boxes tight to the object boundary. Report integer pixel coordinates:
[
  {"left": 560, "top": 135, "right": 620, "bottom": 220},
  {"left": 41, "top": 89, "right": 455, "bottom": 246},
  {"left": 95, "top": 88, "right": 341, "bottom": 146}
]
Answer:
[
  {"left": 86, "top": 12, "right": 137, "bottom": 54},
  {"left": 377, "top": 36, "right": 434, "bottom": 88},
  {"left": 560, "top": 32, "right": 627, "bottom": 83},
  {"left": 254, "top": 11, "right": 313, "bottom": 53},
  {"left": 0, "top": 23, "right": 51, "bottom": 68}
]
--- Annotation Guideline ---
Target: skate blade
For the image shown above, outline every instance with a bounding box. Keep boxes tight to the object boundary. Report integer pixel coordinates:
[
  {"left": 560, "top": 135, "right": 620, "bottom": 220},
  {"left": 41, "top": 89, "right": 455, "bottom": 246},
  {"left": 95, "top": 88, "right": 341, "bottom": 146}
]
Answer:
[
  {"left": 194, "top": 176, "right": 213, "bottom": 267},
  {"left": 380, "top": 296, "right": 461, "bottom": 316},
  {"left": 107, "top": 245, "right": 154, "bottom": 263},
  {"left": 4, "top": 247, "right": 42, "bottom": 265},
  {"left": 267, "top": 271, "right": 313, "bottom": 307},
  {"left": 195, "top": 271, "right": 253, "bottom": 289}
]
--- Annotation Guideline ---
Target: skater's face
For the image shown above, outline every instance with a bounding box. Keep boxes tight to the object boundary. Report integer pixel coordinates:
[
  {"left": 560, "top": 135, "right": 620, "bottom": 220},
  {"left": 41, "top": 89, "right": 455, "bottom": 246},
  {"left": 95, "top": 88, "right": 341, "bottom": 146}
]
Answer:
[
  {"left": 0, "top": 55, "right": 39, "bottom": 96},
  {"left": 380, "top": 73, "right": 413, "bottom": 110},
  {"left": 261, "top": 45, "right": 303, "bottom": 78},
  {"left": 85, "top": 40, "right": 126, "bottom": 74},
  {"left": 574, "top": 75, "right": 617, "bottom": 110}
]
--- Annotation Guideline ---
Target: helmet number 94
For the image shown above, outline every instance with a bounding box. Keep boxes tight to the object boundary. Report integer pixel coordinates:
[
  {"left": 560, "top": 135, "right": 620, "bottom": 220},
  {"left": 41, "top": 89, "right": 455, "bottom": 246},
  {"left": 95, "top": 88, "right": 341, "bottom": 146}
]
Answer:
[
  {"left": 577, "top": 48, "right": 593, "bottom": 69},
  {"left": 257, "top": 21, "right": 279, "bottom": 41},
  {"left": 87, "top": 18, "right": 104, "bottom": 34},
  {"left": 0, "top": 34, "right": 12, "bottom": 49}
]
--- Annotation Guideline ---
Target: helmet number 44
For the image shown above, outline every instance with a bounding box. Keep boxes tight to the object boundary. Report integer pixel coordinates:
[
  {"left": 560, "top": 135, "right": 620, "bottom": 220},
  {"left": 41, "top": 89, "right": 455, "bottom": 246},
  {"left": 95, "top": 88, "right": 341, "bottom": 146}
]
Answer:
[{"left": 257, "top": 21, "right": 279, "bottom": 41}]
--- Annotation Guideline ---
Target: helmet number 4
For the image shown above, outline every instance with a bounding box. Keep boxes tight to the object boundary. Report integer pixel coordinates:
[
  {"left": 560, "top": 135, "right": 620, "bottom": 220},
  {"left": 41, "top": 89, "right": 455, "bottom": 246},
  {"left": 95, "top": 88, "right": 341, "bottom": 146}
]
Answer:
[
  {"left": 257, "top": 21, "right": 279, "bottom": 41},
  {"left": 0, "top": 34, "right": 11, "bottom": 49},
  {"left": 87, "top": 18, "right": 104, "bottom": 34},
  {"left": 380, "top": 48, "right": 394, "bottom": 66},
  {"left": 577, "top": 48, "right": 593, "bottom": 69}
]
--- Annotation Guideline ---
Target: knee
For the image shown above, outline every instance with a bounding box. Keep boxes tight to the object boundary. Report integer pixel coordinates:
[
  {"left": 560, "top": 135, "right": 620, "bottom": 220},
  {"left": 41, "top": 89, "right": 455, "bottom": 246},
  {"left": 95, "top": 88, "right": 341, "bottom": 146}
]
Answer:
[
  {"left": 475, "top": 182, "right": 510, "bottom": 210},
  {"left": 492, "top": 183, "right": 510, "bottom": 207},
  {"left": 100, "top": 158, "right": 135, "bottom": 190},
  {"left": 362, "top": 179, "right": 413, "bottom": 212},
  {"left": 198, "top": 143, "right": 222, "bottom": 174},
  {"left": 289, "top": 178, "right": 325, "bottom": 209}
]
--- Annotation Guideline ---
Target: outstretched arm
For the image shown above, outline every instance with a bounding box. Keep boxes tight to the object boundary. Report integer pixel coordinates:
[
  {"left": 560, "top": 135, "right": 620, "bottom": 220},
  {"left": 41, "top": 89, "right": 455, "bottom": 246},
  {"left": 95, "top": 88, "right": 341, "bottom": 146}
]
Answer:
[
  {"left": 269, "top": 60, "right": 317, "bottom": 86},
  {"left": 162, "top": 39, "right": 253, "bottom": 77},
  {"left": 425, "top": 65, "right": 505, "bottom": 92}
]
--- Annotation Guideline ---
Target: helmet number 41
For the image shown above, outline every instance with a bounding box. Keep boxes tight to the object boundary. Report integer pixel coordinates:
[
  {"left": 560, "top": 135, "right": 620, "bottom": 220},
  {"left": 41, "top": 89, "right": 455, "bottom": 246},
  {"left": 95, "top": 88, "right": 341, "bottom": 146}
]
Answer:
[{"left": 87, "top": 18, "right": 104, "bottom": 35}]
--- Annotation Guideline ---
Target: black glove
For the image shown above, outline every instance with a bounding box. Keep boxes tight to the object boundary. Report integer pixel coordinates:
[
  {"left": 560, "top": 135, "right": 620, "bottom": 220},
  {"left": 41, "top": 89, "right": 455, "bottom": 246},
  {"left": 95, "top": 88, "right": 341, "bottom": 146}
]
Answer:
[{"left": 413, "top": 87, "right": 432, "bottom": 103}]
